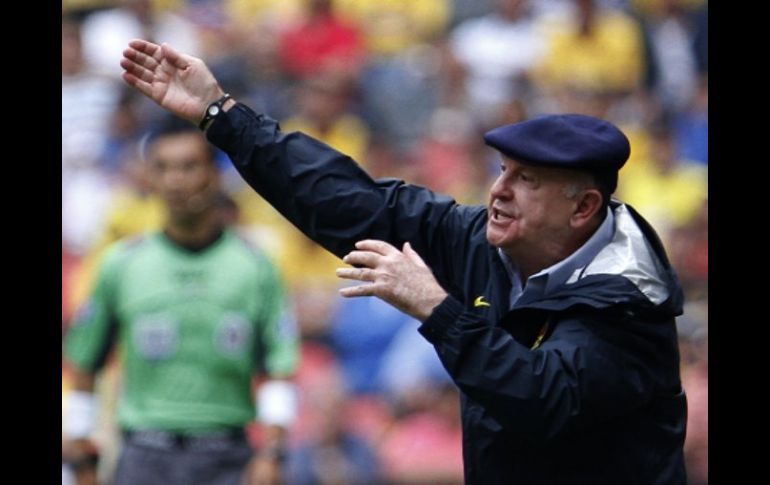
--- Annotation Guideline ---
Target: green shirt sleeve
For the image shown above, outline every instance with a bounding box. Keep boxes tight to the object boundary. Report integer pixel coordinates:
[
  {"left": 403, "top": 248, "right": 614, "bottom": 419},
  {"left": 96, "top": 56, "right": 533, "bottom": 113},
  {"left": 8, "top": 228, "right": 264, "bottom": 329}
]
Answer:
[
  {"left": 257, "top": 257, "right": 300, "bottom": 378},
  {"left": 63, "top": 244, "right": 124, "bottom": 372}
]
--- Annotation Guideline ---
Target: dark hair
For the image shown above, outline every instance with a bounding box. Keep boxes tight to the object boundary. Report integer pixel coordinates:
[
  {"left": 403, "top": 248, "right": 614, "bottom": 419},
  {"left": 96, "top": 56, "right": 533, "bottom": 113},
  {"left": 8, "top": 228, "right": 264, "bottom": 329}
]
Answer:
[{"left": 142, "top": 115, "right": 216, "bottom": 163}]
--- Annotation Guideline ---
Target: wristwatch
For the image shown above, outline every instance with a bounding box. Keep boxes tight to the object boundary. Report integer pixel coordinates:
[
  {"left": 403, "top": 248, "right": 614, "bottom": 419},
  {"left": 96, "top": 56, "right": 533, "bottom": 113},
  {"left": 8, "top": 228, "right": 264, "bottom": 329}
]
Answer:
[{"left": 198, "top": 93, "right": 232, "bottom": 131}]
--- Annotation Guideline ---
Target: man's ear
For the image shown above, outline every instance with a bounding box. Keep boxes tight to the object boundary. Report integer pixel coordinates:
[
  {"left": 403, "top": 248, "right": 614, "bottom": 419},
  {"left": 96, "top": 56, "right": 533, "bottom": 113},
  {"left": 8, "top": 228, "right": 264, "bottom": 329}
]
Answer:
[{"left": 570, "top": 189, "right": 603, "bottom": 228}]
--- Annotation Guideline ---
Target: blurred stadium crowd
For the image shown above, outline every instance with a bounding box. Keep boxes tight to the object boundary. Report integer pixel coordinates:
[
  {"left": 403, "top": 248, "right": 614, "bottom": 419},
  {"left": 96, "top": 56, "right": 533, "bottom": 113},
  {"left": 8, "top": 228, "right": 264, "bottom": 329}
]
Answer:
[{"left": 62, "top": 0, "right": 707, "bottom": 483}]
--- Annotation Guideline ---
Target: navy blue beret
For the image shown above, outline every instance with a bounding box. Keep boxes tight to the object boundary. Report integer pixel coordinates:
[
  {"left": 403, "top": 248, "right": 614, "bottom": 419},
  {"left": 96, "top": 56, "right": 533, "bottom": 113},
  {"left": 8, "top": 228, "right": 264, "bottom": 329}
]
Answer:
[{"left": 483, "top": 114, "right": 630, "bottom": 192}]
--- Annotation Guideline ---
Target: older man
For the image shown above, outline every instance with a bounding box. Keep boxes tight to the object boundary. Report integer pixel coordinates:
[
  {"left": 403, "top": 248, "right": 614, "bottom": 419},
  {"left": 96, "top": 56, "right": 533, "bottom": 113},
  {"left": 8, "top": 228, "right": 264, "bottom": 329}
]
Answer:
[{"left": 121, "top": 40, "right": 687, "bottom": 484}]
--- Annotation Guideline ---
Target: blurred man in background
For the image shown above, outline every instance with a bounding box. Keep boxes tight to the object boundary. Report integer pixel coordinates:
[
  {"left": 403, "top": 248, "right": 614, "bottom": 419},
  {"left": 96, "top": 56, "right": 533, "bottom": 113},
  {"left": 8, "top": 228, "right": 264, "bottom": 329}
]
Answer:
[{"left": 62, "top": 118, "right": 299, "bottom": 485}]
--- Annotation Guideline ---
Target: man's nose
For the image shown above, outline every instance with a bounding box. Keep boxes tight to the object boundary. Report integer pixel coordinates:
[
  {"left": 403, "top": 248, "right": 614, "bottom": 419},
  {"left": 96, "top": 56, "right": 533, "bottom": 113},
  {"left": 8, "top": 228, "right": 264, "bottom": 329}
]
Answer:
[
  {"left": 489, "top": 176, "right": 511, "bottom": 200},
  {"left": 160, "top": 170, "right": 185, "bottom": 189}
]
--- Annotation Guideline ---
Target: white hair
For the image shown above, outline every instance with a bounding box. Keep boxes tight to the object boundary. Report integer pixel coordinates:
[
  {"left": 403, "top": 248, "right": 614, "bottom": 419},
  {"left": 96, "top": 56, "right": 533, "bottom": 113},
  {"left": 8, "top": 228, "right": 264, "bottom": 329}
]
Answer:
[{"left": 562, "top": 172, "right": 596, "bottom": 199}]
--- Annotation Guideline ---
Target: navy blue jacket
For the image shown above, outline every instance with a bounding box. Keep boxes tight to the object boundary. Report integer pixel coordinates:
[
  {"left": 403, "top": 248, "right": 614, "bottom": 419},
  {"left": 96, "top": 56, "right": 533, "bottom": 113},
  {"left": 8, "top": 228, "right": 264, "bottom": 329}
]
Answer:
[{"left": 208, "top": 105, "right": 687, "bottom": 484}]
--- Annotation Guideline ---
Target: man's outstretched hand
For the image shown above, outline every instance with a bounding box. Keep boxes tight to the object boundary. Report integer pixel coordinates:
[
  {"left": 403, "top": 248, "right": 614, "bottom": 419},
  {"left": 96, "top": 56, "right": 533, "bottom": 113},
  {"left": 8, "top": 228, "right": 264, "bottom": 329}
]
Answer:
[
  {"left": 337, "top": 240, "right": 448, "bottom": 322},
  {"left": 120, "top": 39, "right": 224, "bottom": 125}
]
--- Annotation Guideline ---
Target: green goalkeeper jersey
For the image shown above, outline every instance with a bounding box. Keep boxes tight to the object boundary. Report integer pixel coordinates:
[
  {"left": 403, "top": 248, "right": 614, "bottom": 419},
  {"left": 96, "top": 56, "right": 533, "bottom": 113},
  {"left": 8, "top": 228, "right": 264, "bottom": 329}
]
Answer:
[{"left": 64, "top": 230, "right": 299, "bottom": 433}]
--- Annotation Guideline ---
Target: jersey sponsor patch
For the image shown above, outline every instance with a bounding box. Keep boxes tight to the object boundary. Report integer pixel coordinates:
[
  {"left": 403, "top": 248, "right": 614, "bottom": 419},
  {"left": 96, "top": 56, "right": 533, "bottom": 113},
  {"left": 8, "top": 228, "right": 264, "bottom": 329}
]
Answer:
[
  {"left": 132, "top": 314, "right": 179, "bottom": 361},
  {"left": 215, "top": 313, "right": 253, "bottom": 356}
]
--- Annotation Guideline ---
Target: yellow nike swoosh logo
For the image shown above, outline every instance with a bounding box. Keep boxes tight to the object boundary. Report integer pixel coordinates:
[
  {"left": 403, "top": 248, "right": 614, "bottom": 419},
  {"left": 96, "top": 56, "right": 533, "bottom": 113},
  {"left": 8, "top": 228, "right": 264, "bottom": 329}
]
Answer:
[{"left": 474, "top": 296, "right": 491, "bottom": 307}]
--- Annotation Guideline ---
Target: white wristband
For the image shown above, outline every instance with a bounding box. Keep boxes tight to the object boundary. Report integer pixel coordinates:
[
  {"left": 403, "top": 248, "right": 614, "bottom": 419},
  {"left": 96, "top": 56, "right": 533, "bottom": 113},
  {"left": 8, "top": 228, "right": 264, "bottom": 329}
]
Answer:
[
  {"left": 257, "top": 380, "right": 298, "bottom": 427},
  {"left": 63, "top": 391, "right": 97, "bottom": 439}
]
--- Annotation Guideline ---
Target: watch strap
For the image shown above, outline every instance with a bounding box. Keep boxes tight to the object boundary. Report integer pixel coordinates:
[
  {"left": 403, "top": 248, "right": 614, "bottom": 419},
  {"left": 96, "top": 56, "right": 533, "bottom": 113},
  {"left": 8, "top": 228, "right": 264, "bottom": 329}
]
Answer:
[{"left": 198, "top": 93, "right": 232, "bottom": 131}]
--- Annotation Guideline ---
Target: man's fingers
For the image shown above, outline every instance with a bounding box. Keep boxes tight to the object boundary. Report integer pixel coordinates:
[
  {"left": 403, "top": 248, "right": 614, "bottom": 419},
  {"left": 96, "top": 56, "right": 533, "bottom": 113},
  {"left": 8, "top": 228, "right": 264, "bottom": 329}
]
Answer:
[
  {"left": 128, "top": 39, "right": 162, "bottom": 60},
  {"left": 121, "top": 72, "right": 153, "bottom": 97},
  {"left": 336, "top": 267, "right": 376, "bottom": 282},
  {"left": 123, "top": 47, "right": 160, "bottom": 70},
  {"left": 161, "top": 42, "right": 190, "bottom": 70},
  {"left": 120, "top": 59, "right": 155, "bottom": 83},
  {"left": 343, "top": 250, "right": 381, "bottom": 268},
  {"left": 339, "top": 283, "right": 379, "bottom": 298},
  {"left": 354, "top": 239, "right": 398, "bottom": 256},
  {"left": 402, "top": 242, "right": 429, "bottom": 268}
]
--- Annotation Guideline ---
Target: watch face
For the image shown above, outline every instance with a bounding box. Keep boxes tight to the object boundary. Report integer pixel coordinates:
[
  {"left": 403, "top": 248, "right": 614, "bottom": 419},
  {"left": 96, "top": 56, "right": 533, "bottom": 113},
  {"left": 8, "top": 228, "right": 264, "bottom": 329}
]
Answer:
[{"left": 208, "top": 105, "right": 221, "bottom": 116}]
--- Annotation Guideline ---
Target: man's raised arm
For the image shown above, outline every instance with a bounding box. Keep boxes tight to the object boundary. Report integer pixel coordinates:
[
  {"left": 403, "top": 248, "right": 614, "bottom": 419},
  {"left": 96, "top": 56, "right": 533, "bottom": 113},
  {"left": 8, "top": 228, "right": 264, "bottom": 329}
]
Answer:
[{"left": 120, "top": 40, "right": 472, "bottom": 287}]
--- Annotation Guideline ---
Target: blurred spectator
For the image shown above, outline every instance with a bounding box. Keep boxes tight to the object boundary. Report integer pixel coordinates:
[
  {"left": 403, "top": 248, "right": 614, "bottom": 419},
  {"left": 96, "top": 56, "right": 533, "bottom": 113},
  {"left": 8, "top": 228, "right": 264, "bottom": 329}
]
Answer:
[
  {"left": 62, "top": 15, "right": 121, "bottom": 256},
  {"left": 667, "top": 198, "right": 708, "bottom": 300},
  {"left": 448, "top": 0, "right": 545, "bottom": 125},
  {"left": 80, "top": 0, "right": 201, "bottom": 78},
  {"left": 327, "top": 297, "right": 412, "bottom": 395},
  {"left": 281, "top": 73, "right": 371, "bottom": 166},
  {"left": 62, "top": 16, "right": 122, "bottom": 172},
  {"left": 638, "top": 0, "right": 702, "bottom": 115},
  {"left": 616, "top": 122, "right": 707, "bottom": 237},
  {"left": 673, "top": 75, "right": 708, "bottom": 165},
  {"left": 378, "top": 319, "right": 453, "bottom": 411},
  {"left": 208, "top": 21, "right": 294, "bottom": 125},
  {"left": 290, "top": 278, "right": 341, "bottom": 345},
  {"left": 288, "top": 361, "right": 382, "bottom": 484},
  {"left": 378, "top": 384, "right": 464, "bottom": 484},
  {"left": 691, "top": 2, "right": 707, "bottom": 75},
  {"left": 98, "top": 88, "right": 148, "bottom": 174},
  {"left": 278, "top": 0, "right": 367, "bottom": 80},
  {"left": 62, "top": 172, "right": 114, "bottom": 256},
  {"left": 339, "top": 0, "right": 453, "bottom": 148},
  {"left": 66, "top": 145, "right": 167, "bottom": 314},
  {"left": 411, "top": 107, "right": 485, "bottom": 203},
  {"left": 225, "top": 0, "right": 306, "bottom": 30},
  {"left": 534, "top": 0, "right": 645, "bottom": 96},
  {"left": 449, "top": 0, "right": 495, "bottom": 27},
  {"left": 358, "top": 48, "right": 443, "bottom": 150},
  {"left": 335, "top": 0, "right": 451, "bottom": 58}
]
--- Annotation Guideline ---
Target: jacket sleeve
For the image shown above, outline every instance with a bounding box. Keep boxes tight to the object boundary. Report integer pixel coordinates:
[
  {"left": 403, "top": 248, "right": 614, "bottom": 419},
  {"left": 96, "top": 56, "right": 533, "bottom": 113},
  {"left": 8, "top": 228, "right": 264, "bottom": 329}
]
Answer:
[
  {"left": 207, "top": 103, "right": 481, "bottom": 288},
  {"left": 419, "top": 296, "right": 663, "bottom": 444}
]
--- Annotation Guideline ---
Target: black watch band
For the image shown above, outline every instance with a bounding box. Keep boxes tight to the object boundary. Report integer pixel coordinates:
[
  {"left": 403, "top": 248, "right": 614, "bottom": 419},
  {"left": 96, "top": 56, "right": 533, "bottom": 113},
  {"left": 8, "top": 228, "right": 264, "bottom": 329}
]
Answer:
[{"left": 198, "top": 93, "right": 232, "bottom": 131}]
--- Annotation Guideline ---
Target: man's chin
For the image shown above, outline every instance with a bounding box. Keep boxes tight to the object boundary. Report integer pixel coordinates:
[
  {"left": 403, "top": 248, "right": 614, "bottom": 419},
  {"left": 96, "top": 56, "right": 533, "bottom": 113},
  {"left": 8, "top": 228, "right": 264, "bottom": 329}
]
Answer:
[
  {"left": 169, "top": 208, "right": 206, "bottom": 225},
  {"left": 486, "top": 226, "right": 506, "bottom": 249},
  {"left": 487, "top": 225, "right": 521, "bottom": 251}
]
